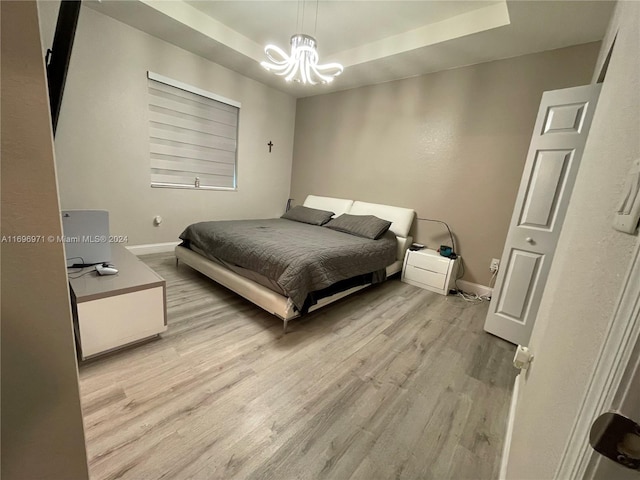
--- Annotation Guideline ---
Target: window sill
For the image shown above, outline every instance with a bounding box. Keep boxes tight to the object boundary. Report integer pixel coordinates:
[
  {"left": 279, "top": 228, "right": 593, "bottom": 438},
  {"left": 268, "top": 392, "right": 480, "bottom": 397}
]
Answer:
[{"left": 151, "top": 184, "right": 237, "bottom": 191}]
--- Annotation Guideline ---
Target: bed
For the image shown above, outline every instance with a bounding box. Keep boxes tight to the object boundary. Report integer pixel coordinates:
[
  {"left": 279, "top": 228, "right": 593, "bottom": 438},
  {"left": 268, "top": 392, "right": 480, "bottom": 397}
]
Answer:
[{"left": 175, "top": 195, "right": 414, "bottom": 331}]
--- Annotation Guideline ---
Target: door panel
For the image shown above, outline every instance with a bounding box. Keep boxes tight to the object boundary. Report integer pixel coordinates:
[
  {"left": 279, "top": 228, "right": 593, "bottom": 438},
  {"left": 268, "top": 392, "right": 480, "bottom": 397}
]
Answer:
[
  {"left": 496, "top": 250, "right": 542, "bottom": 321},
  {"left": 542, "top": 102, "right": 588, "bottom": 134},
  {"left": 484, "top": 84, "right": 601, "bottom": 345},
  {"left": 519, "top": 149, "right": 573, "bottom": 229}
]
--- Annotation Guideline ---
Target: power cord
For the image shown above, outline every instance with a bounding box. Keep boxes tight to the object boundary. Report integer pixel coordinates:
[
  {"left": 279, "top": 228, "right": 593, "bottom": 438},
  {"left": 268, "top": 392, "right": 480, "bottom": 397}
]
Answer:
[
  {"left": 488, "top": 269, "right": 498, "bottom": 289},
  {"left": 453, "top": 257, "right": 494, "bottom": 303},
  {"left": 416, "top": 217, "right": 456, "bottom": 255},
  {"left": 68, "top": 268, "right": 96, "bottom": 279},
  {"left": 66, "top": 256, "right": 101, "bottom": 268},
  {"left": 453, "top": 259, "right": 481, "bottom": 303},
  {"left": 415, "top": 217, "right": 494, "bottom": 304},
  {"left": 66, "top": 256, "right": 86, "bottom": 269}
]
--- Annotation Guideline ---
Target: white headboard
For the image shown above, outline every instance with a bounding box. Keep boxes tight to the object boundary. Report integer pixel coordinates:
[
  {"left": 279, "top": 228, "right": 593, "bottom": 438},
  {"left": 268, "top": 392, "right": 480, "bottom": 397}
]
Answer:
[
  {"left": 303, "top": 195, "right": 353, "bottom": 217},
  {"left": 302, "top": 195, "right": 415, "bottom": 262}
]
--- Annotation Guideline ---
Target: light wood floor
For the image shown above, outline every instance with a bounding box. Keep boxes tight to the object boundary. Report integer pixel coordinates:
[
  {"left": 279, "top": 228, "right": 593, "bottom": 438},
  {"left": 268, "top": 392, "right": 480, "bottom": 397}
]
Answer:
[{"left": 79, "top": 253, "right": 517, "bottom": 480}]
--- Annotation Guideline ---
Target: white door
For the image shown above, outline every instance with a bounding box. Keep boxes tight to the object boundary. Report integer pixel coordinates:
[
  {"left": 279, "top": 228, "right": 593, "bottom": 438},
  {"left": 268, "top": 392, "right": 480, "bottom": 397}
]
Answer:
[{"left": 484, "top": 84, "right": 601, "bottom": 345}]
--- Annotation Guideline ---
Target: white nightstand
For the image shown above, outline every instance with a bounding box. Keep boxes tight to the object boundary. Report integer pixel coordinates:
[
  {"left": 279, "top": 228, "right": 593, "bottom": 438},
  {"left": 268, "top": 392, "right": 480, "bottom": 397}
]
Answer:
[{"left": 401, "top": 248, "right": 460, "bottom": 295}]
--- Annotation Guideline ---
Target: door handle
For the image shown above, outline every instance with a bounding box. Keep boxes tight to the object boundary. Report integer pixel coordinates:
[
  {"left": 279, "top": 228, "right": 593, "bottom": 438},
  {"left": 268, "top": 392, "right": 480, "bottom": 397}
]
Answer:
[
  {"left": 589, "top": 411, "right": 640, "bottom": 470},
  {"left": 526, "top": 237, "right": 535, "bottom": 244}
]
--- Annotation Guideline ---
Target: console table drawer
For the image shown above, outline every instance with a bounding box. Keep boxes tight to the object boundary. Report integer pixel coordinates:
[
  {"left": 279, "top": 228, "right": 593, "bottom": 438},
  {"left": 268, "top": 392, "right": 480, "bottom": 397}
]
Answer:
[{"left": 77, "top": 286, "right": 165, "bottom": 358}]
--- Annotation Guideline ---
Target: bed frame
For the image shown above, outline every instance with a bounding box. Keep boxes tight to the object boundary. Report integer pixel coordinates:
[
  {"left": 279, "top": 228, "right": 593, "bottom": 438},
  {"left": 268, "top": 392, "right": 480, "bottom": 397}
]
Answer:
[{"left": 175, "top": 195, "right": 415, "bottom": 331}]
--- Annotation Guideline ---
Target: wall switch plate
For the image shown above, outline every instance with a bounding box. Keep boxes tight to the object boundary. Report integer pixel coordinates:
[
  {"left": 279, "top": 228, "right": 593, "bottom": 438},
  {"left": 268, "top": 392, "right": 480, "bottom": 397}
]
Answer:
[
  {"left": 490, "top": 258, "right": 500, "bottom": 272},
  {"left": 613, "top": 158, "right": 640, "bottom": 234}
]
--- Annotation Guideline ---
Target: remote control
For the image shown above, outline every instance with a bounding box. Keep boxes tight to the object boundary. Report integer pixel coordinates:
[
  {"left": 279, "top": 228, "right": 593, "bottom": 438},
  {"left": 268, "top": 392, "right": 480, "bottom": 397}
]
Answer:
[{"left": 96, "top": 263, "right": 118, "bottom": 276}]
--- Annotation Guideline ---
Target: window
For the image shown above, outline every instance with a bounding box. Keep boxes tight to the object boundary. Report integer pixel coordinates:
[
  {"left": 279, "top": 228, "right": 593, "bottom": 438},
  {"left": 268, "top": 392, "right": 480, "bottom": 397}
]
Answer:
[{"left": 147, "top": 72, "right": 240, "bottom": 190}]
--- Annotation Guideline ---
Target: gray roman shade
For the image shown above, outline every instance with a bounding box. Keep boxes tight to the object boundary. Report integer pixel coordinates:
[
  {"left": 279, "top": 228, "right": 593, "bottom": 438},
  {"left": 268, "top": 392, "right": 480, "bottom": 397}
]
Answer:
[{"left": 147, "top": 72, "right": 240, "bottom": 190}]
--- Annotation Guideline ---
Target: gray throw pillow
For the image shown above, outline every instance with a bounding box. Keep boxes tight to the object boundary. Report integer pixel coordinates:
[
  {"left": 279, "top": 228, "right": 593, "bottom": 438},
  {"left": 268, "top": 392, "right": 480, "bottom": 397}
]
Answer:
[
  {"left": 324, "top": 214, "right": 392, "bottom": 240},
  {"left": 281, "top": 205, "right": 335, "bottom": 226}
]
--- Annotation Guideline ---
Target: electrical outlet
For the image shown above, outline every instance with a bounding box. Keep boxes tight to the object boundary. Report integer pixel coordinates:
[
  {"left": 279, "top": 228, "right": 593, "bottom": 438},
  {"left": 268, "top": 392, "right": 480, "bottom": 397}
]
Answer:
[{"left": 490, "top": 258, "right": 500, "bottom": 272}]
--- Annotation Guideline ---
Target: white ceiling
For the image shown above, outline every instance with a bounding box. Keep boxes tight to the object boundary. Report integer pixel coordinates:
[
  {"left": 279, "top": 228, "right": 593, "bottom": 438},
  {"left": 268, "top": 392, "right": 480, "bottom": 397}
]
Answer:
[
  {"left": 85, "top": 0, "right": 615, "bottom": 98},
  {"left": 184, "top": 1, "right": 500, "bottom": 55}
]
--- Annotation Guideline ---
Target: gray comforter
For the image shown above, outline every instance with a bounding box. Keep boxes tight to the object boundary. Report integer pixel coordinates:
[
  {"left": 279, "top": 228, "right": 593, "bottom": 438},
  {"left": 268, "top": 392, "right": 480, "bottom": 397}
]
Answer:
[{"left": 179, "top": 218, "right": 397, "bottom": 310}]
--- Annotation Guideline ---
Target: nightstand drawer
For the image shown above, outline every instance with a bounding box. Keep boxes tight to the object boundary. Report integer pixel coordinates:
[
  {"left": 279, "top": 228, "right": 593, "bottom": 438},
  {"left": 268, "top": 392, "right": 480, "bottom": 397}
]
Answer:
[
  {"left": 404, "top": 265, "right": 446, "bottom": 290},
  {"left": 407, "top": 252, "right": 450, "bottom": 274}
]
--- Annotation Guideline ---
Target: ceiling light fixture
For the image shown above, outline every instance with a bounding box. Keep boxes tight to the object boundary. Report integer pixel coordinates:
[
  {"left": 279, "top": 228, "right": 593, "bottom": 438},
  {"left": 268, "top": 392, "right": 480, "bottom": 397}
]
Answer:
[{"left": 260, "top": 0, "right": 343, "bottom": 85}]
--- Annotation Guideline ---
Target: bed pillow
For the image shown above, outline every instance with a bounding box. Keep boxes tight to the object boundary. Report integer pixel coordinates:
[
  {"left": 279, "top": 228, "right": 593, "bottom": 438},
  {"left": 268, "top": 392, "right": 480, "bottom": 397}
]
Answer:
[
  {"left": 281, "top": 205, "right": 335, "bottom": 226},
  {"left": 324, "top": 214, "right": 392, "bottom": 240}
]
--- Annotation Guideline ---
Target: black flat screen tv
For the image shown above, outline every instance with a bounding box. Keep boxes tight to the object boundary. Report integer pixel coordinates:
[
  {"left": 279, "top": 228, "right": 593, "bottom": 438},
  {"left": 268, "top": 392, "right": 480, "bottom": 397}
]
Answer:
[{"left": 46, "top": 1, "right": 81, "bottom": 135}]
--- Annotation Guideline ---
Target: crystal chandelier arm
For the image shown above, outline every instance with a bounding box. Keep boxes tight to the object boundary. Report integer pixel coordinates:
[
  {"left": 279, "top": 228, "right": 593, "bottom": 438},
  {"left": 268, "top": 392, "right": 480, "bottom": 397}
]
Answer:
[
  {"left": 261, "top": 61, "right": 290, "bottom": 73},
  {"left": 309, "top": 61, "right": 343, "bottom": 83},
  {"left": 303, "top": 56, "right": 315, "bottom": 85},
  {"left": 298, "top": 45, "right": 314, "bottom": 85},
  {"left": 300, "top": 54, "right": 308, "bottom": 84},
  {"left": 261, "top": 44, "right": 296, "bottom": 74},
  {"left": 310, "top": 65, "right": 332, "bottom": 83},
  {"left": 263, "top": 44, "right": 290, "bottom": 64},
  {"left": 278, "top": 62, "right": 298, "bottom": 78},
  {"left": 284, "top": 55, "right": 301, "bottom": 82},
  {"left": 315, "top": 62, "right": 344, "bottom": 76},
  {"left": 262, "top": 59, "right": 295, "bottom": 74}
]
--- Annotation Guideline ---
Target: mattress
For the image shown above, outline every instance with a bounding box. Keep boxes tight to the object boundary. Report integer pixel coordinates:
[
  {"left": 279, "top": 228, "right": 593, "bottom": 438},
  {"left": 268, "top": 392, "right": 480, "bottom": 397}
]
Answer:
[
  {"left": 191, "top": 245, "right": 286, "bottom": 296},
  {"left": 179, "top": 218, "right": 397, "bottom": 311}
]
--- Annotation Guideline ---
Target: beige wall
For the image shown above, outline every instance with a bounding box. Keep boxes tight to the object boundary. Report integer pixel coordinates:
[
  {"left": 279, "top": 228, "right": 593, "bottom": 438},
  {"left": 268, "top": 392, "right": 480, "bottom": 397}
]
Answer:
[
  {"left": 38, "top": 5, "right": 296, "bottom": 246},
  {"left": 291, "top": 43, "right": 599, "bottom": 285},
  {"left": 1, "top": 1, "right": 89, "bottom": 478},
  {"left": 506, "top": 1, "right": 639, "bottom": 478}
]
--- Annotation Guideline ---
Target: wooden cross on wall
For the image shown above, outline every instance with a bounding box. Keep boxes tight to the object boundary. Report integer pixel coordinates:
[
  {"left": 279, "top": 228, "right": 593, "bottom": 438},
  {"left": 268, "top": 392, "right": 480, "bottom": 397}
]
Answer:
[{"left": 267, "top": 141, "right": 274, "bottom": 153}]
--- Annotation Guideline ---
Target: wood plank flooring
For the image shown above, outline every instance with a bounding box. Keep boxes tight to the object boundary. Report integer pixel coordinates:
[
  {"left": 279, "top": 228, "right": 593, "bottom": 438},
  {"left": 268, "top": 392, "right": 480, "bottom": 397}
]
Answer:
[{"left": 78, "top": 253, "right": 517, "bottom": 480}]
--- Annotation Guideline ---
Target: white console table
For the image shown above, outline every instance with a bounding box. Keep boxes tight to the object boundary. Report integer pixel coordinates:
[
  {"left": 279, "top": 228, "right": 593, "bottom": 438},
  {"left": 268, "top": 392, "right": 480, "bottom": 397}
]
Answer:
[{"left": 69, "top": 244, "right": 167, "bottom": 360}]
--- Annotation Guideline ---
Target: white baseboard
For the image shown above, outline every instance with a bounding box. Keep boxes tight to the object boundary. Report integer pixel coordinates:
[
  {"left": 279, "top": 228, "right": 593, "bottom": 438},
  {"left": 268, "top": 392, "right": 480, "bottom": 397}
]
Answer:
[
  {"left": 500, "top": 373, "right": 521, "bottom": 480},
  {"left": 456, "top": 279, "right": 493, "bottom": 298},
  {"left": 126, "top": 242, "right": 179, "bottom": 256}
]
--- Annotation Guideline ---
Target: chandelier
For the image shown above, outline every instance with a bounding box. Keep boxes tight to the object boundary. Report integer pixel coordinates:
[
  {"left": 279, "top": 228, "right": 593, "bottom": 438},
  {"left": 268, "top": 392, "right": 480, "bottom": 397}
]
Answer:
[{"left": 260, "top": 2, "right": 343, "bottom": 85}]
